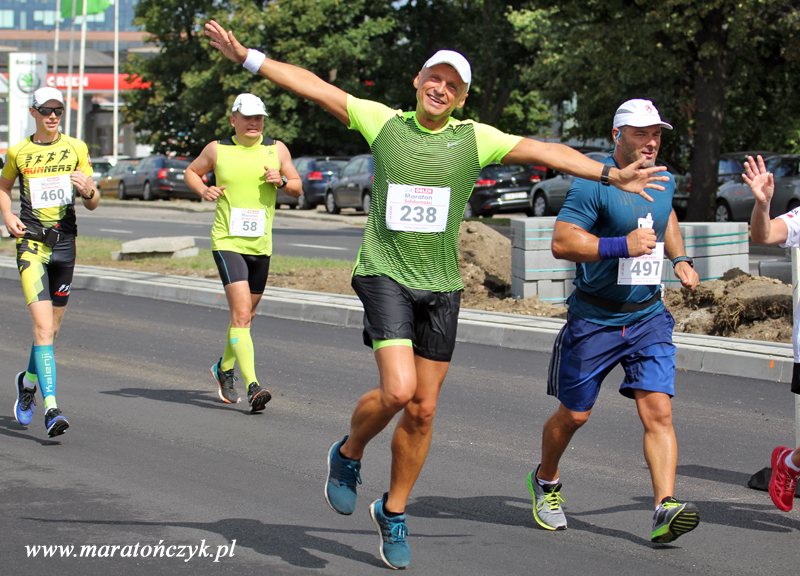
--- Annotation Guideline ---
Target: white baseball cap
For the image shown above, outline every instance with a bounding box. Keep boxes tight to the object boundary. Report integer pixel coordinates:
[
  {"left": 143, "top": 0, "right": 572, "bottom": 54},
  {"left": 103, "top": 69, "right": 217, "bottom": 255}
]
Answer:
[
  {"left": 232, "top": 93, "right": 268, "bottom": 116},
  {"left": 32, "top": 87, "right": 65, "bottom": 107},
  {"left": 423, "top": 50, "right": 472, "bottom": 90},
  {"left": 613, "top": 99, "right": 672, "bottom": 130}
]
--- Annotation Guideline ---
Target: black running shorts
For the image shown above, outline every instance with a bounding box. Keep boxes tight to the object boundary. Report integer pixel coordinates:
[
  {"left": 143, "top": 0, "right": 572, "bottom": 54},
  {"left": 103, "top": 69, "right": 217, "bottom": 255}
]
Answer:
[
  {"left": 16, "top": 237, "right": 76, "bottom": 307},
  {"left": 351, "top": 274, "right": 461, "bottom": 363},
  {"left": 212, "top": 250, "right": 271, "bottom": 294}
]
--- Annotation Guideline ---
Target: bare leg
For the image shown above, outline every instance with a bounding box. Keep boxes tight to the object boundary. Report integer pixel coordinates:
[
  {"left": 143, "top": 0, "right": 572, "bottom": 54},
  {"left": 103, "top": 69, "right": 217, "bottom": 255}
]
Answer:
[
  {"left": 30, "top": 300, "right": 63, "bottom": 345},
  {"left": 341, "top": 345, "right": 418, "bottom": 460},
  {"left": 385, "top": 355, "right": 449, "bottom": 513},
  {"left": 537, "top": 403, "right": 591, "bottom": 482},
  {"left": 224, "top": 281, "right": 259, "bottom": 327},
  {"left": 634, "top": 390, "right": 677, "bottom": 507}
]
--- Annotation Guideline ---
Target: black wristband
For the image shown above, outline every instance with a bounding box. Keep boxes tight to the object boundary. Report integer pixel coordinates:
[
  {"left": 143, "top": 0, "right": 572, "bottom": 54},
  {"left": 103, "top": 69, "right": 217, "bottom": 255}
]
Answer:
[
  {"left": 600, "top": 164, "right": 611, "bottom": 186},
  {"left": 672, "top": 255, "right": 694, "bottom": 269}
]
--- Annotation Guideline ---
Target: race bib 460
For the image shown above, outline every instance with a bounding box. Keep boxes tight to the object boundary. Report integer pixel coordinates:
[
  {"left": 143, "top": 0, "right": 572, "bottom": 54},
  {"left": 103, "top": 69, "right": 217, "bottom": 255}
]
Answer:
[{"left": 30, "top": 175, "right": 73, "bottom": 209}]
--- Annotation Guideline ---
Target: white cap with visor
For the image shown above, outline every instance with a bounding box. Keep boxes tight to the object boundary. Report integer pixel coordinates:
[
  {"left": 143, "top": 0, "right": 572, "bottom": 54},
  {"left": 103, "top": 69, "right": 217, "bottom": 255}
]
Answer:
[
  {"left": 613, "top": 99, "right": 672, "bottom": 130},
  {"left": 232, "top": 93, "right": 268, "bottom": 117},
  {"left": 423, "top": 50, "right": 472, "bottom": 90},
  {"left": 32, "top": 87, "right": 65, "bottom": 108}
]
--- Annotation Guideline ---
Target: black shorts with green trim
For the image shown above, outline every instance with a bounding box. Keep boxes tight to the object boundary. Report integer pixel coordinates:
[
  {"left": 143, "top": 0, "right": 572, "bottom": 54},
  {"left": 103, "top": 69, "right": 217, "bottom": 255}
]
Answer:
[
  {"left": 16, "top": 237, "right": 76, "bottom": 307},
  {"left": 351, "top": 274, "right": 461, "bottom": 363}
]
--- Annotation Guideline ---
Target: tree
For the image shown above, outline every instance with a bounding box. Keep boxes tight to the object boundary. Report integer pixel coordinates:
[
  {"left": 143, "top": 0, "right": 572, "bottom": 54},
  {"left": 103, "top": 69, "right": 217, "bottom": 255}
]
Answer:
[
  {"left": 126, "top": 0, "right": 396, "bottom": 157},
  {"left": 510, "top": 0, "right": 800, "bottom": 221},
  {"left": 385, "top": 0, "right": 552, "bottom": 135},
  {"left": 125, "top": 0, "right": 553, "bottom": 157}
]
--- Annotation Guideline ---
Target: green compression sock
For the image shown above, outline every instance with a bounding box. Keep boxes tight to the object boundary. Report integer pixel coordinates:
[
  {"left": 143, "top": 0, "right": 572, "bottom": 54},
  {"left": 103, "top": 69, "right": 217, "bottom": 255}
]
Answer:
[
  {"left": 221, "top": 322, "right": 236, "bottom": 371},
  {"left": 229, "top": 327, "right": 258, "bottom": 386}
]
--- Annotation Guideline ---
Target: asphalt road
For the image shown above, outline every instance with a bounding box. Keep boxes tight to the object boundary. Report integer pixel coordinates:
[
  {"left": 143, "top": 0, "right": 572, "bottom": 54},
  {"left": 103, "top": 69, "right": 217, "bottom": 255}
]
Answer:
[
  {"left": 0, "top": 278, "right": 797, "bottom": 575},
  {"left": 76, "top": 209, "right": 364, "bottom": 261}
]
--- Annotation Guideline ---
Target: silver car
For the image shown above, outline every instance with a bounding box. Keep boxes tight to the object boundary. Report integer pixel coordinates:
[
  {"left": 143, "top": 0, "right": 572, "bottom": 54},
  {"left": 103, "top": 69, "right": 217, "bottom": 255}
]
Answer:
[
  {"left": 714, "top": 153, "right": 792, "bottom": 222},
  {"left": 529, "top": 152, "right": 608, "bottom": 216}
]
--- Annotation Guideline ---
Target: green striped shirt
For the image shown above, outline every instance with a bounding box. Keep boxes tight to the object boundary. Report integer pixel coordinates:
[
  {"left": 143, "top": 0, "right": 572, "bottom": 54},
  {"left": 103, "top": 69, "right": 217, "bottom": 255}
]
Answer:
[{"left": 348, "top": 96, "right": 522, "bottom": 291}]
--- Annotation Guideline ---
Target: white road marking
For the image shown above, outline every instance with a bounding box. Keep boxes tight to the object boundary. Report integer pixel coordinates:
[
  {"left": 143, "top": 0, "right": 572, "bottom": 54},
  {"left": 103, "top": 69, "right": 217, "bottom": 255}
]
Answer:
[
  {"left": 98, "top": 228, "right": 133, "bottom": 234},
  {"left": 289, "top": 243, "right": 348, "bottom": 251}
]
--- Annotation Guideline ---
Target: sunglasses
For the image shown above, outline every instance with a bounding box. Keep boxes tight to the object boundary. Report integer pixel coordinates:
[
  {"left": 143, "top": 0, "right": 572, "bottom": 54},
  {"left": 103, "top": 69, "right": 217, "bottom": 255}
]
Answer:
[{"left": 36, "top": 106, "right": 65, "bottom": 117}]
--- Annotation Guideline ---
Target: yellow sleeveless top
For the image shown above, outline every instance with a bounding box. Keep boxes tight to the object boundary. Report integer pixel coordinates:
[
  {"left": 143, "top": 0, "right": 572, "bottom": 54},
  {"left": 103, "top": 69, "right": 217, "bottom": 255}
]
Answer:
[{"left": 210, "top": 135, "right": 280, "bottom": 255}]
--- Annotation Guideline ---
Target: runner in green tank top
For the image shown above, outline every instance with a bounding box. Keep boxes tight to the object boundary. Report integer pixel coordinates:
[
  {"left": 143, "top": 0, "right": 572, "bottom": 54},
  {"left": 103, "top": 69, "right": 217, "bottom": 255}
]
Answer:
[
  {"left": 206, "top": 21, "right": 670, "bottom": 570},
  {"left": 186, "top": 93, "right": 302, "bottom": 412}
]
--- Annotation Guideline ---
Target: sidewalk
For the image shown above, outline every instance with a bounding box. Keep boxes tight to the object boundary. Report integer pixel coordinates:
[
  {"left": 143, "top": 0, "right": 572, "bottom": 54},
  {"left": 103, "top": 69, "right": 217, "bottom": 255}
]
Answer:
[{"left": 0, "top": 255, "right": 791, "bottom": 384}]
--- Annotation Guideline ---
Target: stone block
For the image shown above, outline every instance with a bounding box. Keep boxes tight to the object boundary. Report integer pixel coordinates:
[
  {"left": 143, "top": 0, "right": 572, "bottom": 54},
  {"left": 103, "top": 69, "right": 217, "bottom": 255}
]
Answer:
[{"left": 113, "top": 236, "right": 198, "bottom": 261}]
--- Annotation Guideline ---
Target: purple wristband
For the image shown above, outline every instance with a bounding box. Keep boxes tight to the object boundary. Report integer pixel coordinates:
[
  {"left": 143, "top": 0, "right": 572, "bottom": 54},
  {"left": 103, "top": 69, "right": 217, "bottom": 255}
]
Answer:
[{"left": 598, "top": 236, "right": 629, "bottom": 260}]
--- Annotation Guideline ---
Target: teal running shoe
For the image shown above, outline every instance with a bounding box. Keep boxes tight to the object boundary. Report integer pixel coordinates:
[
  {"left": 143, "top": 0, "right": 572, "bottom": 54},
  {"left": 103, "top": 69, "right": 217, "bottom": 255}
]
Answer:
[
  {"left": 324, "top": 436, "right": 361, "bottom": 515},
  {"left": 369, "top": 495, "right": 410, "bottom": 570}
]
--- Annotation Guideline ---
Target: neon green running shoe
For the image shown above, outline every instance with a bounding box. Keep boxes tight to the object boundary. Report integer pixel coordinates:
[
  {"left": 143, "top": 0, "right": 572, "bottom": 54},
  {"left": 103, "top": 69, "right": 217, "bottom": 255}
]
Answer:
[
  {"left": 527, "top": 466, "right": 567, "bottom": 530},
  {"left": 651, "top": 497, "right": 700, "bottom": 543}
]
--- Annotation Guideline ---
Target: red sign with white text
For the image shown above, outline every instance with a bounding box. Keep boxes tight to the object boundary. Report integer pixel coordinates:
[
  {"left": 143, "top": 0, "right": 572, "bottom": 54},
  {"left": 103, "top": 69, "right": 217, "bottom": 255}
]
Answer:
[{"left": 1, "top": 73, "right": 150, "bottom": 91}]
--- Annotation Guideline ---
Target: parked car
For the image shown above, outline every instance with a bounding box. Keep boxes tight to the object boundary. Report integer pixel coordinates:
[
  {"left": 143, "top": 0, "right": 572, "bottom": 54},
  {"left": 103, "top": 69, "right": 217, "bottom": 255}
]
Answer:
[
  {"left": 90, "top": 159, "right": 114, "bottom": 183},
  {"left": 465, "top": 163, "right": 547, "bottom": 217},
  {"left": 279, "top": 156, "right": 350, "bottom": 210},
  {"left": 529, "top": 151, "right": 688, "bottom": 217},
  {"left": 712, "top": 151, "right": 782, "bottom": 221},
  {"left": 117, "top": 154, "right": 202, "bottom": 201},
  {"left": 97, "top": 159, "right": 139, "bottom": 198},
  {"left": 529, "top": 151, "right": 608, "bottom": 216},
  {"left": 324, "top": 154, "right": 374, "bottom": 214}
]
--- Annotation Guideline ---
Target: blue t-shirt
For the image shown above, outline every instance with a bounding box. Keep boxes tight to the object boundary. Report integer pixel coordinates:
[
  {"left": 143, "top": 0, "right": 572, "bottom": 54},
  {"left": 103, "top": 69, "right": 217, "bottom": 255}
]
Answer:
[{"left": 557, "top": 155, "right": 675, "bottom": 326}]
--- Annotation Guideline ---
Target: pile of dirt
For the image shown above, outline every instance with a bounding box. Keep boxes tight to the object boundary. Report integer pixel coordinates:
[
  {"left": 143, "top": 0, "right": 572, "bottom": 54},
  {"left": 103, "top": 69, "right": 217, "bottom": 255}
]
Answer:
[
  {"left": 665, "top": 268, "right": 792, "bottom": 342},
  {"left": 271, "top": 221, "right": 794, "bottom": 343}
]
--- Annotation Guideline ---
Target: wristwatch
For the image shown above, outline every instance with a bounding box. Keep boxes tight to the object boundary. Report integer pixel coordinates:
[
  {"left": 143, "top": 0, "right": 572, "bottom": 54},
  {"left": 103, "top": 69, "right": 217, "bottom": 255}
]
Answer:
[
  {"left": 672, "top": 255, "right": 694, "bottom": 269},
  {"left": 84, "top": 188, "right": 95, "bottom": 200},
  {"left": 277, "top": 175, "right": 288, "bottom": 189}
]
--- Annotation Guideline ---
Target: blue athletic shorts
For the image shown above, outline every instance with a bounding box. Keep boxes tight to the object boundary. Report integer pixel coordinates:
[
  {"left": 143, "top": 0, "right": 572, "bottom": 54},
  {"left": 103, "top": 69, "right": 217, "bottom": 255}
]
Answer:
[{"left": 547, "top": 308, "right": 676, "bottom": 412}]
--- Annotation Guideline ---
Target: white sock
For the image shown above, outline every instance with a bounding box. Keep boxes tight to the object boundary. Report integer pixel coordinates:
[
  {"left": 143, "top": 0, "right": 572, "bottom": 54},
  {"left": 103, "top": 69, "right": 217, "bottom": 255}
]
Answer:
[
  {"left": 785, "top": 453, "right": 800, "bottom": 473},
  {"left": 537, "top": 476, "right": 560, "bottom": 487},
  {"left": 22, "top": 375, "right": 37, "bottom": 390}
]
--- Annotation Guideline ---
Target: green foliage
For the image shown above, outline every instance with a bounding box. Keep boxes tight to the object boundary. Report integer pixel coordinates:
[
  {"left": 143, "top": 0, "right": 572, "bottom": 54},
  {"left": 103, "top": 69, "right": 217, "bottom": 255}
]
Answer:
[
  {"left": 510, "top": 0, "right": 800, "bottom": 219},
  {"left": 124, "top": 0, "right": 553, "bottom": 158}
]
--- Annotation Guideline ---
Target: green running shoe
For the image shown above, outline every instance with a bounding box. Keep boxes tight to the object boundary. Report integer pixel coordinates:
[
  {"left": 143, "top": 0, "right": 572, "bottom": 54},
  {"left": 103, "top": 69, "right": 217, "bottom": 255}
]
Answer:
[
  {"left": 527, "top": 466, "right": 567, "bottom": 530},
  {"left": 651, "top": 496, "right": 700, "bottom": 543}
]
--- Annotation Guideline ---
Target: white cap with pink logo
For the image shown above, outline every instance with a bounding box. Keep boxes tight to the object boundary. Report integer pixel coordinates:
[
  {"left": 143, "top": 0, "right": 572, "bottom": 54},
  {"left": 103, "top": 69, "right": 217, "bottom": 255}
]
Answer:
[{"left": 613, "top": 99, "right": 672, "bottom": 130}]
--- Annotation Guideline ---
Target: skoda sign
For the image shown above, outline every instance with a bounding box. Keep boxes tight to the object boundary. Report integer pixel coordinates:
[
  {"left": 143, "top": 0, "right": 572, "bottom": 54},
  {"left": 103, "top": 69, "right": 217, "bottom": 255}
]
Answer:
[{"left": 17, "top": 70, "right": 42, "bottom": 93}]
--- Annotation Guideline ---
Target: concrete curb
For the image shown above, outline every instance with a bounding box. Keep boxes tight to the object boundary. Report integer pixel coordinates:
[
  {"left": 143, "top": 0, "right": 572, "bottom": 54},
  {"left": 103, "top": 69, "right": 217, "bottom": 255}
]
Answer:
[{"left": 0, "top": 256, "right": 792, "bottom": 383}]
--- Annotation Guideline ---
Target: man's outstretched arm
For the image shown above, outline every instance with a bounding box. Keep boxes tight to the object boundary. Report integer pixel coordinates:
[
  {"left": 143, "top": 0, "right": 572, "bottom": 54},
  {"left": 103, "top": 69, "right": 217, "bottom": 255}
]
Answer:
[
  {"left": 205, "top": 20, "right": 350, "bottom": 126},
  {"left": 502, "top": 138, "right": 668, "bottom": 201}
]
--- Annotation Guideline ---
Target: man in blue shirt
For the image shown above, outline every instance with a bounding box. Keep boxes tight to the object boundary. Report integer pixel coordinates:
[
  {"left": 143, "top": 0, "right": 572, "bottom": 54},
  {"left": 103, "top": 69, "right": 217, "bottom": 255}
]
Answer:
[{"left": 528, "top": 99, "right": 701, "bottom": 544}]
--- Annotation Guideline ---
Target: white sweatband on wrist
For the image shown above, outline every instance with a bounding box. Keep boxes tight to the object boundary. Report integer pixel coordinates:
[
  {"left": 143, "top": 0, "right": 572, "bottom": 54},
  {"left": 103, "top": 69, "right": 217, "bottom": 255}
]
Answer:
[{"left": 243, "top": 49, "right": 266, "bottom": 74}]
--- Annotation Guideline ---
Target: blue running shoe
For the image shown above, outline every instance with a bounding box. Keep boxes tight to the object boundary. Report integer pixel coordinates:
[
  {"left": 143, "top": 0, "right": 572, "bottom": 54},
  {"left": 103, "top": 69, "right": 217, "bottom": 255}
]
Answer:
[
  {"left": 369, "top": 495, "right": 410, "bottom": 570},
  {"left": 324, "top": 435, "right": 361, "bottom": 515},
  {"left": 45, "top": 408, "right": 69, "bottom": 438},
  {"left": 13, "top": 372, "right": 36, "bottom": 426}
]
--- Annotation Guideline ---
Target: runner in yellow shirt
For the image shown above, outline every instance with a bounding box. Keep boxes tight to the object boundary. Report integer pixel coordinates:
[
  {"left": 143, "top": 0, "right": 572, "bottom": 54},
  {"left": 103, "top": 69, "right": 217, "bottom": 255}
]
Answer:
[
  {"left": 1, "top": 87, "right": 100, "bottom": 437},
  {"left": 186, "top": 93, "right": 302, "bottom": 411}
]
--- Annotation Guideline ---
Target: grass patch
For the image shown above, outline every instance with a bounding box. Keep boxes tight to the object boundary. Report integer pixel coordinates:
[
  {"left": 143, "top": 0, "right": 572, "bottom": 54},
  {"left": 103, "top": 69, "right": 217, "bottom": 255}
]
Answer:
[{"left": 0, "top": 236, "right": 354, "bottom": 277}]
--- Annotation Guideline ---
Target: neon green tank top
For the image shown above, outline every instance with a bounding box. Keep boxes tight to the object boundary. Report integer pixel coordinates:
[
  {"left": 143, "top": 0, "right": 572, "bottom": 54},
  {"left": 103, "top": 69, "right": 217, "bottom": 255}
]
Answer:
[{"left": 211, "top": 135, "right": 280, "bottom": 255}]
